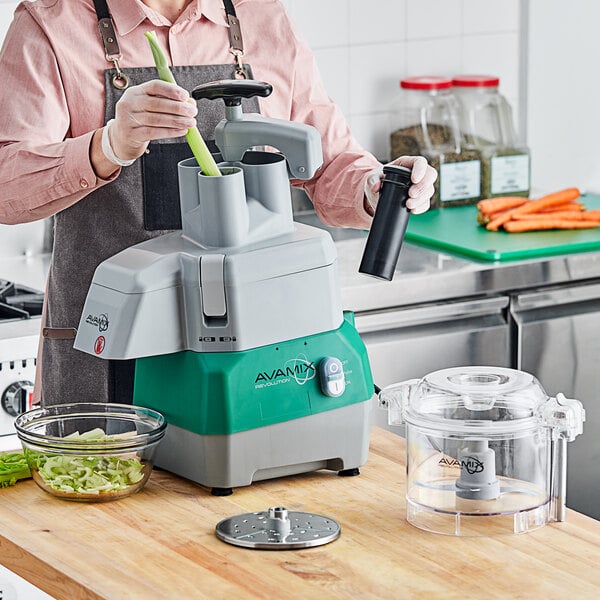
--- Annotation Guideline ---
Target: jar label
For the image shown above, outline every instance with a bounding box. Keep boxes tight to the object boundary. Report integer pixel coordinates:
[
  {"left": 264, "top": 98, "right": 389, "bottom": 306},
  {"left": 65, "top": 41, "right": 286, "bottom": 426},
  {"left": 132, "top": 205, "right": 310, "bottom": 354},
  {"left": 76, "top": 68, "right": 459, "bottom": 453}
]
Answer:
[
  {"left": 439, "top": 160, "right": 481, "bottom": 202},
  {"left": 491, "top": 154, "right": 530, "bottom": 194}
]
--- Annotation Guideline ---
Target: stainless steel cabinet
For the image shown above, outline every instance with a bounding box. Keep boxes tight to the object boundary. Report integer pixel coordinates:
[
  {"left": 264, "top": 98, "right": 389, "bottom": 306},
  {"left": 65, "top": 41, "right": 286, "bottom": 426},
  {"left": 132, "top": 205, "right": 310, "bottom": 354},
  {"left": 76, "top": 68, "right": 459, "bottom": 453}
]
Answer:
[
  {"left": 511, "top": 281, "right": 600, "bottom": 520},
  {"left": 355, "top": 296, "right": 511, "bottom": 432}
]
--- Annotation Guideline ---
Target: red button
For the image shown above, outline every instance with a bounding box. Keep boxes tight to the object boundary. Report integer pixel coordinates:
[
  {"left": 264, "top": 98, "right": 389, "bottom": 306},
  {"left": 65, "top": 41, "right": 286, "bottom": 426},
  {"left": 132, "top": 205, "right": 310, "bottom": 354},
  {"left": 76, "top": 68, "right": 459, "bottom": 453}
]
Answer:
[
  {"left": 94, "top": 336, "right": 106, "bottom": 354},
  {"left": 79, "top": 178, "right": 89, "bottom": 188}
]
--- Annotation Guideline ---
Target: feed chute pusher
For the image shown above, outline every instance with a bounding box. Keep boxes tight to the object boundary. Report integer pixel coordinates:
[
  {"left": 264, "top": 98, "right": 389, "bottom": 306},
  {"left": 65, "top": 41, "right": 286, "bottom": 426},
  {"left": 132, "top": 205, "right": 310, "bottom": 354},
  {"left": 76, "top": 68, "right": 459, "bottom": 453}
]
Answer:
[{"left": 74, "top": 80, "right": 374, "bottom": 495}]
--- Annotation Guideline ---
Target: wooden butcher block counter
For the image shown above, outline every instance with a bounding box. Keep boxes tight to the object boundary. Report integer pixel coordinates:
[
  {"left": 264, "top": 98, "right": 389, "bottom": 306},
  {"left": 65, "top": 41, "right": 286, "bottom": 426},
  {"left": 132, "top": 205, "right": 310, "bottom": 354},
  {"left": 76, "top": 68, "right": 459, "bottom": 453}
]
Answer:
[{"left": 1, "top": 427, "right": 599, "bottom": 600}]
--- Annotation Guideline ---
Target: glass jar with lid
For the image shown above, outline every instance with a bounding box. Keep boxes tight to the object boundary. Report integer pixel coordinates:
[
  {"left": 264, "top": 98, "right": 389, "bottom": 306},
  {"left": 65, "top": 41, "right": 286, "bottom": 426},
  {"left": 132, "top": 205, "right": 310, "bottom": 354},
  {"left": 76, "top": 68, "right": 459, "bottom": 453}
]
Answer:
[
  {"left": 452, "top": 75, "right": 530, "bottom": 199},
  {"left": 389, "top": 76, "right": 482, "bottom": 208}
]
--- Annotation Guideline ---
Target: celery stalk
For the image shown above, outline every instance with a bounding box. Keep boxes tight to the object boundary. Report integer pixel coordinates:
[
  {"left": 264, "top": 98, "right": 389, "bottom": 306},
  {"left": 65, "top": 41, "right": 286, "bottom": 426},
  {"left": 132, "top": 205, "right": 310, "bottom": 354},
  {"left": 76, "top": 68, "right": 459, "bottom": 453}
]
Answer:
[
  {"left": 0, "top": 452, "right": 31, "bottom": 487},
  {"left": 144, "top": 31, "right": 221, "bottom": 176}
]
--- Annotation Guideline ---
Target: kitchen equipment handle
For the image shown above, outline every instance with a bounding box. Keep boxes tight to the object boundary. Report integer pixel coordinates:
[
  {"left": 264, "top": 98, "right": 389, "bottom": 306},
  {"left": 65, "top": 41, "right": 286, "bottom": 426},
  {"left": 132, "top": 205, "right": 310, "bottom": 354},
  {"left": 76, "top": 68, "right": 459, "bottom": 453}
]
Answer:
[
  {"left": 191, "top": 80, "right": 273, "bottom": 106},
  {"left": 354, "top": 296, "right": 509, "bottom": 334},
  {"left": 550, "top": 437, "right": 568, "bottom": 522},
  {"left": 377, "top": 379, "right": 419, "bottom": 426},
  {"left": 512, "top": 281, "right": 600, "bottom": 311},
  {"left": 198, "top": 79, "right": 323, "bottom": 179},
  {"left": 543, "top": 393, "right": 586, "bottom": 522}
]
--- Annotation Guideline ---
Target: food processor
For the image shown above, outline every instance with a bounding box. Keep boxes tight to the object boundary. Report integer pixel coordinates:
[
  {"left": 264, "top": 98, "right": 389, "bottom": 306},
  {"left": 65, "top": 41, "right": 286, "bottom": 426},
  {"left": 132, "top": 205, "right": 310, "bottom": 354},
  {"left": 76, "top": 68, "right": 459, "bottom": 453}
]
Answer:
[
  {"left": 379, "top": 366, "right": 585, "bottom": 536},
  {"left": 73, "top": 80, "right": 374, "bottom": 495}
]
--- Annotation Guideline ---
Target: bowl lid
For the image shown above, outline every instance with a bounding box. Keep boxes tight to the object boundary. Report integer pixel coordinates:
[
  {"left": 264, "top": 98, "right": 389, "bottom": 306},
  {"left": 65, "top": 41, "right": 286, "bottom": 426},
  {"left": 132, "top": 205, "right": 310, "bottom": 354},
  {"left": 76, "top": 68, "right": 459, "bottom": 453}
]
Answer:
[{"left": 404, "top": 366, "right": 548, "bottom": 435}]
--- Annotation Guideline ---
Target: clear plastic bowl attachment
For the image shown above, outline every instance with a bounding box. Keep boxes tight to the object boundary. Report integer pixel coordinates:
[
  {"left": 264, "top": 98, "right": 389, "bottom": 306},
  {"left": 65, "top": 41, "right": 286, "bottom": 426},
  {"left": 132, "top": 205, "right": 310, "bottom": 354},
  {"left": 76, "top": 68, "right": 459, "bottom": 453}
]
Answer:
[{"left": 379, "top": 366, "right": 585, "bottom": 536}]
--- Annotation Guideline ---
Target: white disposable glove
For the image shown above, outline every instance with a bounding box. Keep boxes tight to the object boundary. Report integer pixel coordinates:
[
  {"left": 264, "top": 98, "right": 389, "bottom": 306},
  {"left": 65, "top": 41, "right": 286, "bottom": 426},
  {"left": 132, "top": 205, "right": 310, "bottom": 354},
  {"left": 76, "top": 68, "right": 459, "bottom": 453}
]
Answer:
[
  {"left": 364, "top": 156, "right": 437, "bottom": 215},
  {"left": 108, "top": 80, "right": 198, "bottom": 162}
]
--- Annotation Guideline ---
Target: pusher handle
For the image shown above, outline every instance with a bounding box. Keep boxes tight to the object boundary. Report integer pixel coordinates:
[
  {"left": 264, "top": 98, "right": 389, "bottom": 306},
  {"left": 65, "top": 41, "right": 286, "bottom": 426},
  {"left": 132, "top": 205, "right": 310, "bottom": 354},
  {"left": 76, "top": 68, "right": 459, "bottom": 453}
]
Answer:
[{"left": 192, "top": 80, "right": 273, "bottom": 106}]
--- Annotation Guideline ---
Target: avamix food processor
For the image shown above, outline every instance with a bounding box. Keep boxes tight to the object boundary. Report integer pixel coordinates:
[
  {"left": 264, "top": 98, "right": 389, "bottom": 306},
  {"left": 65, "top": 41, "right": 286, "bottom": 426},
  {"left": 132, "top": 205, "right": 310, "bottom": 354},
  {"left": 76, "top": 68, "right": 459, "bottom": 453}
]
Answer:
[
  {"left": 379, "top": 366, "right": 585, "bottom": 535},
  {"left": 73, "top": 80, "right": 374, "bottom": 495}
]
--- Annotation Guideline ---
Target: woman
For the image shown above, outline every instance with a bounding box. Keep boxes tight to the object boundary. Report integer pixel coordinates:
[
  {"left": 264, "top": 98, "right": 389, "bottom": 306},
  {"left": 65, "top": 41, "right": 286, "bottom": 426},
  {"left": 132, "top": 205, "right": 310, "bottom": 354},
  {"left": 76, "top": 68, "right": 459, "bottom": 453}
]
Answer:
[{"left": 0, "top": 0, "right": 436, "bottom": 406}]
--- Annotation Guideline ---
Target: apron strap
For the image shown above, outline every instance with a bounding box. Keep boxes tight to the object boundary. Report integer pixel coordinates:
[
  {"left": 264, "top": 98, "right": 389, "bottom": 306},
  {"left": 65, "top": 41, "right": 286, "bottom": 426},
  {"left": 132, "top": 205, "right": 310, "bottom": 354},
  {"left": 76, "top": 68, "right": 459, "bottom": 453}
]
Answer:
[
  {"left": 92, "top": 0, "right": 110, "bottom": 20},
  {"left": 93, "top": 0, "right": 129, "bottom": 89},
  {"left": 92, "top": 0, "right": 249, "bottom": 84},
  {"left": 222, "top": 0, "right": 247, "bottom": 78}
]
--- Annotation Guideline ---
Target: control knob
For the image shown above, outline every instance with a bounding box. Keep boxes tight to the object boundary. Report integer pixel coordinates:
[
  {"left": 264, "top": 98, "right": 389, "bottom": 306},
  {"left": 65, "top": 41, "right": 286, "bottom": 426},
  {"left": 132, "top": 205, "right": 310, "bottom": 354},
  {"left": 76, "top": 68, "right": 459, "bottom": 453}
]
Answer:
[
  {"left": 1, "top": 381, "right": 34, "bottom": 417},
  {"left": 318, "top": 357, "right": 345, "bottom": 397}
]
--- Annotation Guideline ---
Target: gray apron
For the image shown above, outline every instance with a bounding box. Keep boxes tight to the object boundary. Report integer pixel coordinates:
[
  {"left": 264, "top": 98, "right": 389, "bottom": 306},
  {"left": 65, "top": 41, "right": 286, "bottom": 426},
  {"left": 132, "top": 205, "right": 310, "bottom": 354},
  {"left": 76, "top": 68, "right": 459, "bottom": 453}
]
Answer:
[{"left": 41, "top": 2, "right": 258, "bottom": 406}]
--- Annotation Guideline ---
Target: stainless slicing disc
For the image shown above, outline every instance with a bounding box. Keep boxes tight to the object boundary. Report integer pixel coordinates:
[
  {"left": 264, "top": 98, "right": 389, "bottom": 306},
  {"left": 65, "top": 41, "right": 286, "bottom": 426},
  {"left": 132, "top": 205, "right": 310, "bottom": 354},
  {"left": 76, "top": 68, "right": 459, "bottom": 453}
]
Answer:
[{"left": 215, "top": 506, "right": 341, "bottom": 550}]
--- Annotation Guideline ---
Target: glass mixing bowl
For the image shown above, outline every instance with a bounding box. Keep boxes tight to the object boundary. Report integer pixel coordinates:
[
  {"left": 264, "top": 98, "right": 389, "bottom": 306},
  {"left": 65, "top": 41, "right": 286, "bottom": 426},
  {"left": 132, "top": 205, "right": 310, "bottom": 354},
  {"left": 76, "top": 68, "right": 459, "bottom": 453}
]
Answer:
[{"left": 14, "top": 403, "right": 166, "bottom": 502}]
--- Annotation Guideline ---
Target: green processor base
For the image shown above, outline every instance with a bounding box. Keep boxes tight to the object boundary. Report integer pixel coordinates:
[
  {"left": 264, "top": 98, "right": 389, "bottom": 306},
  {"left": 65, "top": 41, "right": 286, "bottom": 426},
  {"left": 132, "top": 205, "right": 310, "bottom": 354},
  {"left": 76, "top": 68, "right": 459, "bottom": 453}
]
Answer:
[{"left": 133, "top": 314, "right": 374, "bottom": 492}]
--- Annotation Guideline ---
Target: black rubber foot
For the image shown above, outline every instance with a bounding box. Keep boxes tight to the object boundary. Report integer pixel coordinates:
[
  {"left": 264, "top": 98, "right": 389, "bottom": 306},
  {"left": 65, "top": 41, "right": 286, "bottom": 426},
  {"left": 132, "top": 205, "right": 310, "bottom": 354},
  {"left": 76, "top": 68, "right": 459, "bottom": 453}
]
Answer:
[
  {"left": 338, "top": 468, "right": 360, "bottom": 477},
  {"left": 211, "top": 487, "right": 233, "bottom": 496}
]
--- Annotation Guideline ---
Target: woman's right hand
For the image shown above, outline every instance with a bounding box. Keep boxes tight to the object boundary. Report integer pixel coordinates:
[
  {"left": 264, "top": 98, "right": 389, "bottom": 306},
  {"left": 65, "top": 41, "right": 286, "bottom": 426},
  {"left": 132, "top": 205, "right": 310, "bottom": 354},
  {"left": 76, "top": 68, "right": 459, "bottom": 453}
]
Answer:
[{"left": 109, "top": 80, "right": 198, "bottom": 161}]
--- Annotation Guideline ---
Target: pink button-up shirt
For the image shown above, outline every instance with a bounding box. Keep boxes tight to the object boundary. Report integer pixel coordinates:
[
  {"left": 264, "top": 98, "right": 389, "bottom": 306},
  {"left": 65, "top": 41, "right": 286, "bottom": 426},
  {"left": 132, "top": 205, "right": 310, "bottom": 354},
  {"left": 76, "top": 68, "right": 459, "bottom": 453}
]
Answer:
[{"left": 0, "top": 0, "right": 379, "bottom": 229}]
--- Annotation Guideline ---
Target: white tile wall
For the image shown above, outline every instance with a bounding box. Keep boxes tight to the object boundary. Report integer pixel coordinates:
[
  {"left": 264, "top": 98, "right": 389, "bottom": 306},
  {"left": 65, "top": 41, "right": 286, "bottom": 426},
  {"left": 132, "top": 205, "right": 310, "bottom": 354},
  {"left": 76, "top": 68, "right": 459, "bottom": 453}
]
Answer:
[
  {"left": 0, "top": 0, "right": 523, "bottom": 161},
  {"left": 462, "top": 0, "right": 520, "bottom": 34},
  {"left": 526, "top": 0, "right": 600, "bottom": 193},
  {"left": 348, "top": 0, "right": 407, "bottom": 46},
  {"left": 406, "top": 0, "right": 462, "bottom": 40},
  {"left": 281, "top": 0, "right": 523, "bottom": 160},
  {"left": 0, "top": 0, "right": 18, "bottom": 47},
  {"left": 461, "top": 32, "right": 521, "bottom": 118}
]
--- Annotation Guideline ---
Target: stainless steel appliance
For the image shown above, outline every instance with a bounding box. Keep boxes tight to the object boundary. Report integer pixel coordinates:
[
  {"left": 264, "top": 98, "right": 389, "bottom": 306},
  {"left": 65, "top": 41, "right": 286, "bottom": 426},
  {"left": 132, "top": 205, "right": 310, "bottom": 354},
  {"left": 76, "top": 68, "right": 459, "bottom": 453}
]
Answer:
[
  {"left": 0, "top": 219, "right": 49, "bottom": 452},
  {"left": 73, "top": 80, "right": 374, "bottom": 495},
  {"left": 511, "top": 281, "right": 600, "bottom": 520},
  {"left": 0, "top": 279, "right": 43, "bottom": 449},
  {"left": 356, "top": 295, "right": 511, "bottom": 433}
]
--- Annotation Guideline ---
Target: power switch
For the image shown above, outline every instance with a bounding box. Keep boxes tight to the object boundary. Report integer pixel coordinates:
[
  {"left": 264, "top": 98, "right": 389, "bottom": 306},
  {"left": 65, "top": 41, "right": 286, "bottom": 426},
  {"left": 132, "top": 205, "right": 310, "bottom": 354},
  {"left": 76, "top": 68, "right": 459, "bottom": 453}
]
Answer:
[{"left": 318, "top": 357, "right": 345, "bottom": 397}]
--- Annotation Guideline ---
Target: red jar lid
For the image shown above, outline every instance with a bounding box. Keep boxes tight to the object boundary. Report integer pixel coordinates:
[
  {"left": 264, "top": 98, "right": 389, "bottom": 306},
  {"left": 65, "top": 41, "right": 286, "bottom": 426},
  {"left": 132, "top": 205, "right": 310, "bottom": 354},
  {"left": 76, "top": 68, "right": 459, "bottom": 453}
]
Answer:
[
  {"left": 452, "top": 75, "right": 500, "bottom": 87},
  {"left": 400, "top": 76, "right": 453, "bottom": 90}
]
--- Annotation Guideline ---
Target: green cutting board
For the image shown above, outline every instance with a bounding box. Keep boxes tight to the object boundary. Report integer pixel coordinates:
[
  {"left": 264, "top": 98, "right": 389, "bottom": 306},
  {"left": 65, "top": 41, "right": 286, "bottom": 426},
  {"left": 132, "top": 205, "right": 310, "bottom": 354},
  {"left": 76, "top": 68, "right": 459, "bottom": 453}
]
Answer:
[{"left": 405, "top": 194, "right": 600, "bottom": 261}]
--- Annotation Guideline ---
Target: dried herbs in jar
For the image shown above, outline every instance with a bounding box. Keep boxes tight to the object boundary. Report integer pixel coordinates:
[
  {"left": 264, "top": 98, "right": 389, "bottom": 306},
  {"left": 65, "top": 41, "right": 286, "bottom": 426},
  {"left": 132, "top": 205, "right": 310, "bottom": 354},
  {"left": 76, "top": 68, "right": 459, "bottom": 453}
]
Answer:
[
  {"left": 389, "top": 77, "right": 482, "bottom": 208},
  {"left": 453, "top": 75, "right": 530, "bottom": 199}
]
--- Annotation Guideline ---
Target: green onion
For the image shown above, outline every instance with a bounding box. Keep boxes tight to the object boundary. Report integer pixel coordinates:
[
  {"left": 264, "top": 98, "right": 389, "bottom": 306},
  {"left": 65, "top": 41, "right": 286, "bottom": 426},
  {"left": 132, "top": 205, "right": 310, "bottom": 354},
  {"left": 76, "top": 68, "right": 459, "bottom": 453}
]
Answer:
[{"left": 144, "top": 30, "right": 221, "bottom": 177}]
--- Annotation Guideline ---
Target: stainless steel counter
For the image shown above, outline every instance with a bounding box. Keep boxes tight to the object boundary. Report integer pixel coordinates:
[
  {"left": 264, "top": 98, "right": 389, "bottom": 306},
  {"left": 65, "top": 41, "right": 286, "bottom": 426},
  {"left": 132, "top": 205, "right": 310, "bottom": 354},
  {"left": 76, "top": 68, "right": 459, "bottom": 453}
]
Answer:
[{"left": 293, "top": 213, "right": 600, "bottom": 311}]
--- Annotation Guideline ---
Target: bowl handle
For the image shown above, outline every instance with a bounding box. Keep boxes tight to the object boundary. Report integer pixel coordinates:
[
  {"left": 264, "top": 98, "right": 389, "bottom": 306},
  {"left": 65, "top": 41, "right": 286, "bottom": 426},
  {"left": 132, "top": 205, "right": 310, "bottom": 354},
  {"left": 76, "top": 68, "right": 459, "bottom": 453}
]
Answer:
[
  {"left": 543, "top": 393, "right": 585, "bottom": 522},
  {"left": 377, "top": 379, "right": 418, "bottom": 426}
]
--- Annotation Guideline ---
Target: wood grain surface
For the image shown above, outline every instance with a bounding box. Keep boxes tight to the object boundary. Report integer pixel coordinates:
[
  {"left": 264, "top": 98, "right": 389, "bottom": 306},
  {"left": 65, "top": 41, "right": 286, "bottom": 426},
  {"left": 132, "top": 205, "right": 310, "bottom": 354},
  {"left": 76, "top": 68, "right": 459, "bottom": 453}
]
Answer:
[{"left": 0, "top": 428, "right": 599, "bottom": 600}]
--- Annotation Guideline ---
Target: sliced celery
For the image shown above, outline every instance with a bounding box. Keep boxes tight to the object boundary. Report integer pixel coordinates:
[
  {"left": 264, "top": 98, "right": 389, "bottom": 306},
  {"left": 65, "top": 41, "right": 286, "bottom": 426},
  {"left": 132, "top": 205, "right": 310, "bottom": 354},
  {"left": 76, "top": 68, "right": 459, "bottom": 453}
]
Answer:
[
  {"left": 27, "top": 430, "right": 146, "bottom": 495},
  {"left": 33, "top": 454, "right": 145, "bottom": 494}
]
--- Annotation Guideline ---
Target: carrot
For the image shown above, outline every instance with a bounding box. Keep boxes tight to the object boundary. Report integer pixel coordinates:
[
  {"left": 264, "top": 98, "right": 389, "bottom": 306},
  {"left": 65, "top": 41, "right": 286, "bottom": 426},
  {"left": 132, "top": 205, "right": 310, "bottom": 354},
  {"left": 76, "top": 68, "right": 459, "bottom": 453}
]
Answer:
[
  {"left": 477, "top": 208, "right": 512, "bottom": 225},
  {"left": 539, "top": 202, "right": 584, "bottom": 213},
  {"left": 477, "top": 196, "right": 529, "bottom": 215},
  {"left": 512, "top": 211, "right": 592, "bottom": 221},
  {"left": 512, "top": 187, "right": 581, "bottom": 215},
  {"left": 503, "top": 219, "right": 598, "bottom": 233},
  {"left": 486, "top": 212, "right": 516, "bottom": 231},
  {"left": 486, "top": 187, "right": 581, "bottom": 231},
  {"left": 581, "top": 210, "right": 600, "bottom": 221},
  {"left": 477, "top": 211, "right": 489, "bottom": 225}
]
